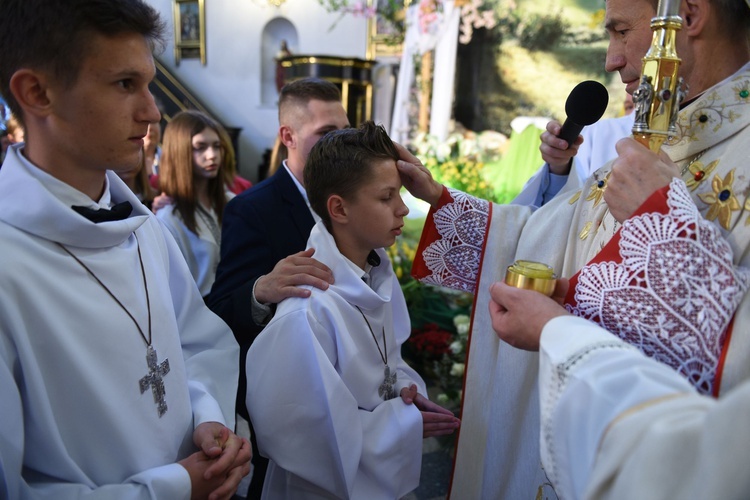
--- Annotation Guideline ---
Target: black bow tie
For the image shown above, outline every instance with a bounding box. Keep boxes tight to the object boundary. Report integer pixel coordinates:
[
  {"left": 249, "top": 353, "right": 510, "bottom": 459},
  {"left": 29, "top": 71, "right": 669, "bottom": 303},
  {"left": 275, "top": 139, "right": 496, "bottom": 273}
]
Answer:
[
  {"left": 72, "top": 201, "right": 133, "bottom": 223},
  {"left": 367, "top": 250, "right": 381, "bottom": 267}
]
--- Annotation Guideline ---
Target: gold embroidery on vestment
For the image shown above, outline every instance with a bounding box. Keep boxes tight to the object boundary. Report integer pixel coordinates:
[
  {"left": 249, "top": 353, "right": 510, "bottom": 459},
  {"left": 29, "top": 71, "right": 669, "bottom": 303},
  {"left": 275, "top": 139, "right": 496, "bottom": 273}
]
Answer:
[
  {"left": 585, "top": 172, "right": 610, "bottom": 208},
  {"left": 579, "top": 221, "right": 592, "bottom": 241},
  {"left": 684, "top": 159, "right": 719, "bottom": 191},
  {"left": 698, "top": 169, "right": 741, "bottom": 230}
]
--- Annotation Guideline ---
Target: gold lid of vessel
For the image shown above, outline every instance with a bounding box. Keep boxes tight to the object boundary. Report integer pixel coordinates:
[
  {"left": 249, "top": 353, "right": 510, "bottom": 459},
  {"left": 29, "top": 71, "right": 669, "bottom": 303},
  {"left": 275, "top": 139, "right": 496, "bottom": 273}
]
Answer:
[{"left": 504, "top": 260, "right": 557, "bottom": 297}]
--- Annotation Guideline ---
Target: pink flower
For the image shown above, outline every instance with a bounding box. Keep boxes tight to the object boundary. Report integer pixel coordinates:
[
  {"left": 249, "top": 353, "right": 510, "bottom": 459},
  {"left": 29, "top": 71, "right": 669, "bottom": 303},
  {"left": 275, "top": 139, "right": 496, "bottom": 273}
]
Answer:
[{"left": 342, "top": 1, "right": 376, "bottom": 18}]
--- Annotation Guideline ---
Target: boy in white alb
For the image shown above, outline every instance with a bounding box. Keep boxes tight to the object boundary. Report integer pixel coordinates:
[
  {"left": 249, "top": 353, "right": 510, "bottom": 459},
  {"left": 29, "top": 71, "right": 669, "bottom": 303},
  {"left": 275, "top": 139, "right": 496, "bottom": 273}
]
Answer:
[
  {"left": 245, "top": 122, "right": 460, "bottom": 499},
  {"left": 0, "top": 1, "right": 250, "bottom": 497}
]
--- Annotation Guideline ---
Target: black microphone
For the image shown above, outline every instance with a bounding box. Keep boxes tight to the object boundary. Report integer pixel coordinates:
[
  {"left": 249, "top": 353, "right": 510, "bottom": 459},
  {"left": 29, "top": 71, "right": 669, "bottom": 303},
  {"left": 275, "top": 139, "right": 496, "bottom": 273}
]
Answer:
[{"left": 557, "top": 80, "right": 609, "bottom": 147}]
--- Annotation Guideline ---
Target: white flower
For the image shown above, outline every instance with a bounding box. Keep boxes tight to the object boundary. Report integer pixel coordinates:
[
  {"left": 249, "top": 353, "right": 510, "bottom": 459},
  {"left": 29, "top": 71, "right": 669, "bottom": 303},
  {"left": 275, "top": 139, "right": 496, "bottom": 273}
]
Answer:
[
  {"left": 436, "top": 142, "right": 451, "bottom": 162},
  {"left": 453, "top": 314, "right": 470, "bottom": 336},
  {"left": 437, "top": 393, "right": 450, "bottom": 404},
  {"left": 450, "top": 340, "right": 463, "bottom": 354},
  {"left": 450, "top": 362, "right": 465, "bottom": 377}
]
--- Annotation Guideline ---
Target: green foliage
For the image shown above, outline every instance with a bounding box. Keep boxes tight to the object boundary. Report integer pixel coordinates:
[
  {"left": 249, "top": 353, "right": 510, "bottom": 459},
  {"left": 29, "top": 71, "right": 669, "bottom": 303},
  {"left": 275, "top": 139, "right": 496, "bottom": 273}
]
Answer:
[
  {"left": 517, "top": 11, "right": 569, "bottom": 50},
  {"left": 425, "top": 157, "right": 495, "bottom": 202},
  {"left": 410, "top": 131, "right": 501, "bottom": 202}
]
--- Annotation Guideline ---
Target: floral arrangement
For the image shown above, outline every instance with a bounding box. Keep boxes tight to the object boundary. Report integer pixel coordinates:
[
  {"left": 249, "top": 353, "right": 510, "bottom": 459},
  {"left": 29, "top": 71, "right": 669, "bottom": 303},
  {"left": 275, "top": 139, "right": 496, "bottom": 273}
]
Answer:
[
  {"left": 409, "top": 130, "right": 505, "bottom": 201},
  {"left": 408, "top": 313, "right": 470, "bottom": 410},
  {"left": 316, "top": 0, "right": 497, "bottom": 45},
  {"left": 458, "top": 0, "right": 498, "bottom": 44},
  {"left": 418, "top": 0, "right": 442, "bottom": 36}
]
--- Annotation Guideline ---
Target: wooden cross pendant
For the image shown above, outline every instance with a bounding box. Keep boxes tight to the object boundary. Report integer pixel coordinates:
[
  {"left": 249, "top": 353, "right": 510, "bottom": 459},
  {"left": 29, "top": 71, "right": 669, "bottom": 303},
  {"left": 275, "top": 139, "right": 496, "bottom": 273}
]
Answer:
[{"left": 139, "top": 345, "right": 170, "bottom": 417}]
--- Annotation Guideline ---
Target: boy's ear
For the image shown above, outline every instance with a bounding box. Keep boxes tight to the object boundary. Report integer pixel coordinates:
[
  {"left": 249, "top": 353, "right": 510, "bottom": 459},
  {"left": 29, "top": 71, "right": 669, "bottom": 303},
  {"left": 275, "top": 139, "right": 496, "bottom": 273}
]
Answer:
[
  {"left": 9, "top": 69, "right": 53, "bottom": 119},
  {"left": 279, "top": 125, "right": 295, "bottom": 149},
  {"left": 327, "top": 194, "right": 349, "bottom": 224}
]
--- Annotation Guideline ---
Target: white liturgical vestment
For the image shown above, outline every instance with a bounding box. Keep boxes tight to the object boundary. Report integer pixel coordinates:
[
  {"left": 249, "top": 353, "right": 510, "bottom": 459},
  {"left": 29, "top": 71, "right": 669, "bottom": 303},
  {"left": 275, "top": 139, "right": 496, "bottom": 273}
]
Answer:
[
  {"left": 157, "top": 193, "right": 233, "bottom": 297},
  {"left": 0, "top": 145, "right": 238, "bottom": 499},
  {"left": 246, "top": 222, "right": 426, "bottom": 499},
  {"left": 412, "top": 63, "right": 750, "bottom": 499},
  {"left": 539, "top": 315, "right": 750, "bottom": 500}
]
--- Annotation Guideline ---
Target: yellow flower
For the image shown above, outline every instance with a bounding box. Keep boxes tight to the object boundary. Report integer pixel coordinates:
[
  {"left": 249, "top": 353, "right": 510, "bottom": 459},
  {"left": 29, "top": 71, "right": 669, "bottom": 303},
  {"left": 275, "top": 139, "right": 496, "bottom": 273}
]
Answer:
[{"left": 698, "top": 169, "right": 740, "bottom": 230}]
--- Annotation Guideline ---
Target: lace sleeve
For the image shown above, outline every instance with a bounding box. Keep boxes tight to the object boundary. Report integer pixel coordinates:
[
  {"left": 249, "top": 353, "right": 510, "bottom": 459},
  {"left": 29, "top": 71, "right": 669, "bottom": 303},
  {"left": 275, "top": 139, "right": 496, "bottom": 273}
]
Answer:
[
  {"left": 567, "top": 178, "right": 750, "bottom": 395},
  {"left": 415, "top": 188, "right": 490, "bottom": 293}
]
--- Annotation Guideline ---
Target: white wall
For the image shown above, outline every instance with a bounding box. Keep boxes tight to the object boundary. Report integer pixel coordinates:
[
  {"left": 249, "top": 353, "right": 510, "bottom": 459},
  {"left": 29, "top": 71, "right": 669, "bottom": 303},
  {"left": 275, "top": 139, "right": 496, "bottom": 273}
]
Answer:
[{"left": 145, "top": 0, "right": 369, "bottom": 181}]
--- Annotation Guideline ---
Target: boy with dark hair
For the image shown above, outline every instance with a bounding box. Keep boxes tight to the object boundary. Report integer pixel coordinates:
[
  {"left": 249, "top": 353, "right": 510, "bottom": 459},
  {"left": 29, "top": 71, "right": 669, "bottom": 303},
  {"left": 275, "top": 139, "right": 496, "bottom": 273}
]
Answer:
[
  {"left": 208, "top": 76, "right": 347, "bottom": 497},
  {"left": 246, "top": 121, "right": 460, "bottom": 499},
  {"left": 0, "top": 0, "right": 250, "bottom": 497}
]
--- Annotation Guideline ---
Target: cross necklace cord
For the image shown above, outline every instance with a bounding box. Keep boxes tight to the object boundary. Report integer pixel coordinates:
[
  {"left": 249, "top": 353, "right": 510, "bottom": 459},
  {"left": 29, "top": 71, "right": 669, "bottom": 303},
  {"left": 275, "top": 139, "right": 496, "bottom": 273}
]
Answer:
[
  {"left": 355, "top": 305, "right": 397, "bottom": 400},
  {"left": 56, "top": 233, "right": 171, "bottom": 417}
]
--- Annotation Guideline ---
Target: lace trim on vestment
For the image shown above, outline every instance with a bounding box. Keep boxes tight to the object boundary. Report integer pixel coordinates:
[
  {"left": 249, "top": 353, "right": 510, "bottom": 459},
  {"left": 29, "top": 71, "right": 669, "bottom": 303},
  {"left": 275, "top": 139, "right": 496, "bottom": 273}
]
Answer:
[
  {"left": 568, "top": 179, "right": 750, "bottom": 394},
  {"left": 420, "top": 188, "right": 490, "bottom": 293}
]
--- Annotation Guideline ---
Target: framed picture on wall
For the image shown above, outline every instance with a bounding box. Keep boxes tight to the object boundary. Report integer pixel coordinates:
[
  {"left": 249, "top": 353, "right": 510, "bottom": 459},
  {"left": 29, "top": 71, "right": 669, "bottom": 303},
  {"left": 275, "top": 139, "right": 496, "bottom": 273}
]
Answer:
[
  {"left": 367, "top": 0, "right": 411, "bottom": 58},
  {"left": 174, "top": 0, "right": 206, "bottom": 65}
]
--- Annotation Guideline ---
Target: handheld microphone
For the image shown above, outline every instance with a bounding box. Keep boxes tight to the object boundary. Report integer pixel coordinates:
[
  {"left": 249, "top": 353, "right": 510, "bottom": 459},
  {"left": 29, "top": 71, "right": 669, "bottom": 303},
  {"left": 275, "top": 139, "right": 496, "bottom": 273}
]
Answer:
[{"left": 557, "top": 80, "right": 609, "bottom": 147}]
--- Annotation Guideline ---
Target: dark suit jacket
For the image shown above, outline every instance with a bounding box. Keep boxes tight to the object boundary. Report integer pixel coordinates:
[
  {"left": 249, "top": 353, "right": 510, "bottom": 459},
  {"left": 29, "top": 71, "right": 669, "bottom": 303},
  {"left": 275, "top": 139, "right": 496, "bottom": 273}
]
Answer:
[
  {"left": 208, "top": 166, "right": 315, "bottom": 419},
  {"left": 207, "top": 166, "right": 314, "bottom": 499}
]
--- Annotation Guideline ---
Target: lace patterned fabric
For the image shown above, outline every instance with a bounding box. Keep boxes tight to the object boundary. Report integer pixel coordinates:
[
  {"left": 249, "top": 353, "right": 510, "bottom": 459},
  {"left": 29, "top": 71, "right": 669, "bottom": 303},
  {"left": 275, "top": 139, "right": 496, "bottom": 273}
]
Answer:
[
  {"left": 568, "top": 179, "right": 750, "bottom": 394},
  {"left": 421, "top": 188, "right": 490, "bottom": 293}
]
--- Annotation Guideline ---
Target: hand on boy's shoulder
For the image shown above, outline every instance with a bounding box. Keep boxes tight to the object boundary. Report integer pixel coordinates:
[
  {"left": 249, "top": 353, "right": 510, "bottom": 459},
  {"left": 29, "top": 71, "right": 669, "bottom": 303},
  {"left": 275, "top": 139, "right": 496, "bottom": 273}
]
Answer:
[{"left": 254, "top": 248, "right": 334, "bottom": 305}]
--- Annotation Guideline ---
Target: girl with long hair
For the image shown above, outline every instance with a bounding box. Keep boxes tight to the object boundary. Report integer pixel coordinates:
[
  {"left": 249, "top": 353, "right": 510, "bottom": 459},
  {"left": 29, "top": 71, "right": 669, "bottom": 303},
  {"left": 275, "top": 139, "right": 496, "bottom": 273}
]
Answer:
[{"left": 157, "top": 110, "right": 234, "bottom": 296}]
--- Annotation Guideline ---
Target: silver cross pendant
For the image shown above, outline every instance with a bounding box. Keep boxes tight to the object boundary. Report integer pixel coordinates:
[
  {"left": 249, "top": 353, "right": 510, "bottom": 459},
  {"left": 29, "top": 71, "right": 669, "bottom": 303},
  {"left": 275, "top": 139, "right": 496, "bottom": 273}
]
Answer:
[
  {"left": 378, "top": 365, "right": 398, "bottom": 400},
  {"left": 139, "top": 345, "right": 170, "bottom": 417}
]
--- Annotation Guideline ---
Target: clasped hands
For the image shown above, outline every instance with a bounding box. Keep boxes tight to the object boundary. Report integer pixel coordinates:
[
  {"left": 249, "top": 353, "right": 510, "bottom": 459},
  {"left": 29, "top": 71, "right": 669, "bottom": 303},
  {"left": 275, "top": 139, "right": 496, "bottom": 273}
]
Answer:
[{"left": 179, "top": 421, "right": 251, "bottom": 500}]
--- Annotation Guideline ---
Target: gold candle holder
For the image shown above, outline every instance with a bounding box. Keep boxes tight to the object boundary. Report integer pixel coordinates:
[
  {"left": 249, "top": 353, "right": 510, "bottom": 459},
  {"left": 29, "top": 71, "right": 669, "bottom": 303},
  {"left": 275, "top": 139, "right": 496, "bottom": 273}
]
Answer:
[{"left": 505, "top": 260, "right": 557, "bottom": 297}]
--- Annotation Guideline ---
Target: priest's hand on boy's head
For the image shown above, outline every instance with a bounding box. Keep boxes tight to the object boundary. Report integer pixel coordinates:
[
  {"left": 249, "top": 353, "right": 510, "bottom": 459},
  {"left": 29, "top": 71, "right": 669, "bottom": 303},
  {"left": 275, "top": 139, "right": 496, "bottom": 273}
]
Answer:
[
  {"left": 394, "top": 142, "right": 443, "bottom": 207},
  {"left": 605, "top": 137, "right": 680, "bottom": 223},
  {"left": 488, "top": 280, "right": 570, "bottom": 351},
  {"left": 254, "top": 248, "right": 334, "bottom": 304}
]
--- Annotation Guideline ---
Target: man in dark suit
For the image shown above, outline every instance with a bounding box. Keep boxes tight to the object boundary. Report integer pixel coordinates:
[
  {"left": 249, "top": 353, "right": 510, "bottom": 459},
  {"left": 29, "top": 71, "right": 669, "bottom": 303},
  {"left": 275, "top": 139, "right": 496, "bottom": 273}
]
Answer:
[{"left": 207, "top": 77, "right": 349, "bottom": 499}]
